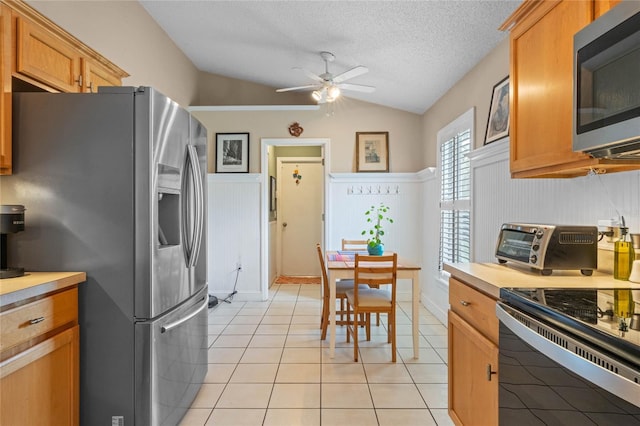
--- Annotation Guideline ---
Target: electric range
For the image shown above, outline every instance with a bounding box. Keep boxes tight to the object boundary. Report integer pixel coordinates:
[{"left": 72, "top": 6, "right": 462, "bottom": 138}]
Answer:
[{"left": 499, "top": 287, "right": 640, "bottom": 369}]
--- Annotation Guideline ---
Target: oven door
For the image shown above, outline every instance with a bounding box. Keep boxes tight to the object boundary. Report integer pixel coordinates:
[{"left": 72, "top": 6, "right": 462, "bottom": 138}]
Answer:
[{"left": 496, "top": 303, "right": 640, "bottom": 425}]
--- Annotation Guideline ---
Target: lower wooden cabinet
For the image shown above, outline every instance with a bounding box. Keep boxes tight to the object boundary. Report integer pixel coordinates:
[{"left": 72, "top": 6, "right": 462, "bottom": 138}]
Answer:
[
  {"left": 0, "top": 285, "right": 79, "bottom": 426},
  {"left": 448, "top": 277, "right": 499, "bottom": 426},
  {"left": 0, "top": 326, "right": 79, "bottom": 425},
  {"left": 448, "top": 311, "right": 498, "bottom": 426}
]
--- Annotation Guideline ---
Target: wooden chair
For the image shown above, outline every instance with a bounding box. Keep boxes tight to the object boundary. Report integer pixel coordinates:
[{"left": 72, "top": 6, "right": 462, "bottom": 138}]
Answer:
[
  {"left": 341, "top": 238, "right": 382, "bottom": 326},
  {"left": 317, "top": 244, "right": 369, "bottom": 340},
  {"left": 345, "top": 253, "right": 398, "bottom": 362},
  {"left": 341, "top": 239, "right": 368, "bottom": 251}
]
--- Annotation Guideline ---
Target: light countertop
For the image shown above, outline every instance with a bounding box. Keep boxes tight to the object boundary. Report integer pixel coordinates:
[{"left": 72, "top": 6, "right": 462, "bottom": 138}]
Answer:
[
  {"left": 0, "top": 271, "right": 86, "bottom": 308},
  {"left": 444, "top": 262, "right": 640, "bottom": 299}
]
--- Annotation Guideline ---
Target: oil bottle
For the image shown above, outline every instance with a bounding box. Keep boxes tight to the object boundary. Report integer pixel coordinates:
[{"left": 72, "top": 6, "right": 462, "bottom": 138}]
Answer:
[
  {"left": 614, "top": 224, "right": 635, "bottom": 280},
  {"left": 614, "top": 289, "right": 634, "bottom": 319}
]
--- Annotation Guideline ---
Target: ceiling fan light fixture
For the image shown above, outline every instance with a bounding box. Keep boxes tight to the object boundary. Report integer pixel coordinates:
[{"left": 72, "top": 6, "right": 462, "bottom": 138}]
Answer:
[
  {"left": 327, "top": 86, "right": 341, "bottom": 100},
  {"left": 312, "top": 90, "right": 323, "bottom": 102}
]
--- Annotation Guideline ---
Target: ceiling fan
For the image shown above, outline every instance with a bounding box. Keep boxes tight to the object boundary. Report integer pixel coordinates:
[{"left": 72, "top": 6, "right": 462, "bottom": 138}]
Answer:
[{"left": 276, "top": 51, "right": 375, "bottom": 103}]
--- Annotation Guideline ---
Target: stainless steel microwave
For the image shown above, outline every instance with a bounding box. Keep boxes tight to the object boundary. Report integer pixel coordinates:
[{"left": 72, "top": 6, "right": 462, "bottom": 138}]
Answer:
[{"left": 573, "top": 1, "right": 640, "bottom": 159}]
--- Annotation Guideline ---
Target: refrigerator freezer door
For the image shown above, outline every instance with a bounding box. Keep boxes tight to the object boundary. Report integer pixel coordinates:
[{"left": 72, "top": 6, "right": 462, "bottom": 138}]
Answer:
[{"left": 135, "top": 286, "right": 208, "bottom": 426}]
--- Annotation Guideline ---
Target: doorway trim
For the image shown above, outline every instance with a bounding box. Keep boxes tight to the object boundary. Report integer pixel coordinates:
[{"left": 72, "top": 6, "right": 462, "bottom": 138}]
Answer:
[{"left": 261, "top": 138, "right": 331, "bottom": 299}]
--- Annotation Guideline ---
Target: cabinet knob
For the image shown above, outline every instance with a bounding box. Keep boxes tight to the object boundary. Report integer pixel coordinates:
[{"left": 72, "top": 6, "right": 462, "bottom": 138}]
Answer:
[
  {"left": 486, "top": 364, "right": 497, "bottom": 381},
  {"left": 29, "top": 317, "right": 45, "bottom": 325},
  {"left": 460, "top": 300, "right": 470, "bottom": 307}
]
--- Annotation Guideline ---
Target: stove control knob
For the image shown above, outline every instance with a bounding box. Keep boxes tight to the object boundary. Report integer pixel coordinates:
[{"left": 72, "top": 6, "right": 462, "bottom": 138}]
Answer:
[
  {"left": 536, "top": 230, "right": 544, "bottom": 239},
  {"left": 532, "top": 244, "right": 540, "bottom": 251},
  {"left": 530, "top": 254, "right": 538, "bottom": 264}
]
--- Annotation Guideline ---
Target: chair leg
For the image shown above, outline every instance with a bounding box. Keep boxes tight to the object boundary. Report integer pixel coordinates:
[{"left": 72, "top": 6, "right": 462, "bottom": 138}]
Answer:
[
  {"left": 391, "top": 312, "right": 396, "bottom": 363},
  {"left": 376, "top": 313, "right": 380, "bottom": 326},
  {"left": 320, "top": 298, "right": 328, "bottom": 340},
  {"left": 353, "top": 308, "right": 359, "bottom": 362},
  {"left": 340, "top": 298, "right": 345, "bottom": 322},
  {"left": 346, "top": 301, "right": 351, "bottom": 343},
  {"left": 365, "top": 313, "right": 371, "bottom": 341}
]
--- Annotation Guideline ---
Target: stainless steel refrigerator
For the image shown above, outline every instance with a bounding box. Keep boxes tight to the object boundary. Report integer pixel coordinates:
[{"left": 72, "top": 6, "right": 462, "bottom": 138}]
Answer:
[{"left": 3, "top": 87, "right": 208, "bottom": 425}]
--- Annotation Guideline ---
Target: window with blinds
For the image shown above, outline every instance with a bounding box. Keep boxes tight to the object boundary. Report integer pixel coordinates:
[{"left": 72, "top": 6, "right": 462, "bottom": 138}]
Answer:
[{"left": 438, "top": 111, "right": 472, "bottom": 270}]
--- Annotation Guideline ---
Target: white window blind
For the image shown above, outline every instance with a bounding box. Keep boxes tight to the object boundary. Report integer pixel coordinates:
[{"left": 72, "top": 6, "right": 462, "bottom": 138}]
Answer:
[{"left": 438, "top": 109, "right": 472, "bottom": 270}]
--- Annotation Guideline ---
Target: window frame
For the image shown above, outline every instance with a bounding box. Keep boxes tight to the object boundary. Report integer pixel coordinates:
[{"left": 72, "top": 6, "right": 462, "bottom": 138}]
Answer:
[{"left": 437, "top": 107, "right": 474, "bottom": 275}]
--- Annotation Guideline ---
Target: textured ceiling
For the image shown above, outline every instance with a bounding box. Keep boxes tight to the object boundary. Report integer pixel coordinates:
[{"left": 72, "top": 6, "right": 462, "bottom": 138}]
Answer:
[{"left": 140, "top": 0, "right": 520, "bottom": 114}]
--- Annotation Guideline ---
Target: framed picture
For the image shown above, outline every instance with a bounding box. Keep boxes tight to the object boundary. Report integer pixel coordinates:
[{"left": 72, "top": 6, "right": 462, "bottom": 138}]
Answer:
[
  {"left": 484, "top": 76, "right": 510, "bottom": 145},
  {"left": 269, "top": 176, "right": 276, "bottom": 212},
  {"left": 356, "top": 131, "right": 389, "bottom": 172},
  {"left": 215, "top": 133, "right": 249, "bottom": 173}
]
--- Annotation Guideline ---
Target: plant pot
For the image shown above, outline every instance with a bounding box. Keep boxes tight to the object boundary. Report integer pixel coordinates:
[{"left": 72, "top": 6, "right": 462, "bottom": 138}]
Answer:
[{"left": 367, "top": 243, "right": 384, "bottom": 256}]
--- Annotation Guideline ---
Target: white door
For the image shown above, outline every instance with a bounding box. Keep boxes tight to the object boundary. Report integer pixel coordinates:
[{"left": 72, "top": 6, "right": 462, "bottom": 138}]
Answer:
[{"left": 279, "top": 159, "right": 323, "bottom": 276}]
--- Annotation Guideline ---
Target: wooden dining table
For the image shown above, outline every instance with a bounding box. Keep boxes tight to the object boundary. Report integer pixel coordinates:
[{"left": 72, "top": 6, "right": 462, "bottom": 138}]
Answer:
[{"left": 325, "top": 251, "right": 422, "bottom": 359}]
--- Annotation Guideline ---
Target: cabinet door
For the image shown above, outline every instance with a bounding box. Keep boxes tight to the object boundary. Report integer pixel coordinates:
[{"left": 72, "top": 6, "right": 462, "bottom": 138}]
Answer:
[
  {"left": 509, "top": 1, "right": 593, "bottom": 177},
  {"left": 594, "top": 0, "right": 621, "bottom": 18},
  {"left": 14, "top": 15, "right": 81, "bottom": 92},
  {"left": 0, "top": 325, "right": 79, "bottom": 426},
  {"left": 0, "top": 4, "right": 10, "bottom": 175},
  {"left": 82, "top": 57, "right": 122, "bottom": 93},
  {"left": 448, "top": 310, "right": 498, "bottom": 426}
]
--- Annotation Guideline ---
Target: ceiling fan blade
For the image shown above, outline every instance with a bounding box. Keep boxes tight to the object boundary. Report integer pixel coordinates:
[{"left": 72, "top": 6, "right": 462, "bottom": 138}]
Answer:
[
  {"left": 336, "top": 83, "right": 376, "bottom": 93},
  {"left": 332, "top": 65, "right": 369, "bottom": 83},
  {"left": 293, "top": 67, "right": 325, "bottom": 83},
  {"left": 276, "top": 84, "right": 320, "bottom": 93}
]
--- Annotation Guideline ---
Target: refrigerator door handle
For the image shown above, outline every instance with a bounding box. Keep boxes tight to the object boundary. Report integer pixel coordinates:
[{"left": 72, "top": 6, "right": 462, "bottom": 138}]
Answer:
[
  {"left": 188, "top": 145, "right": 204, "bottom": 268},
  {"left": 181, "top": 145, "right": 203, "bottom": 267},
  {"left": 160, "top": 295, "right": 208, "bottom": 333}
]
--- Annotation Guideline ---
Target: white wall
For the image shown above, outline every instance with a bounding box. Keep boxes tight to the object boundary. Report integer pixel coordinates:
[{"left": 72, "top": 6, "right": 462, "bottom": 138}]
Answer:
[{"left": 191, "top": 105, "right": 422, "bottom": 174}]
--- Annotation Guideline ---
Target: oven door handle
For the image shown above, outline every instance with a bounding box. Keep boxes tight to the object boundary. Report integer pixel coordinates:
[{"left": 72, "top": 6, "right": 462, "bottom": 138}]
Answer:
[{"left": 496, "top": 302, "right": 640, "bottom": 408}]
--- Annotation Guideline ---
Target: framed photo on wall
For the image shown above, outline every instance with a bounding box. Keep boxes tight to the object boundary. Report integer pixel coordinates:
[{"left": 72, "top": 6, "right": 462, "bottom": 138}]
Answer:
[
  {"left": 356, "top": 131, "right": 389, "bottom": 172},
  {"left": 215, "top": 133, "right": 249, "bottom": 173},
  {"left": 484, "top": 76, "right": 510, "bottom": 145}
]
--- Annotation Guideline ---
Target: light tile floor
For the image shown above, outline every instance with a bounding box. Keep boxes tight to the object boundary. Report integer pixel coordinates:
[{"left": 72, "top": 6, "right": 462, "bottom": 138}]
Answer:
[{"left": 181, "top": 283, "right": 454, "bottom": 426}]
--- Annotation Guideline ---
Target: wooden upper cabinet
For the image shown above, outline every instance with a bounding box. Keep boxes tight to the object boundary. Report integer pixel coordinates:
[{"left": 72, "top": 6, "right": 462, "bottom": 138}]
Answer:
[
  {"left": 14, "top": 15, "right": 82, "bottom": 92},
  {"left": 594, "top": 0, "right": 621, "bottom": 18},
  {"left": 82, "top": 57, "right": 122, "bottom": 93},
  {"left": 501, "top": 0, "right": 640, "bottom": 178},
  {"left": 1, "top": 4, "right": 11, "bottom": 174},
  {"left": 0, "top": 0, "right": 128, "bottom": 175}
]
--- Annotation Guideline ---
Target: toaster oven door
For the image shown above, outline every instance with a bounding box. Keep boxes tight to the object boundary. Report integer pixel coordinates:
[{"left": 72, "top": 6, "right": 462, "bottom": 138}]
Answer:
[{"left": 495, "top": 228, "right": 536, "bottom": 264}]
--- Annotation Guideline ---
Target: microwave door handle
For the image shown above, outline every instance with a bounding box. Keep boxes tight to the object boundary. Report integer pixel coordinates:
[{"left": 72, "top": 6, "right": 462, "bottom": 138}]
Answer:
[{"left": 187, "top": 145, "right": 204, "bottom": 268}]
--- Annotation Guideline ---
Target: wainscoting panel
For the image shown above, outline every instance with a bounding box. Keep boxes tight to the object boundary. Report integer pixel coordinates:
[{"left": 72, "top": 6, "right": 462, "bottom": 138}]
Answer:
[
  {"left": 470, "top": 139, "right": 640, "bottom": 263},
  {"left": 207, "top": 174, "right": 262, "bottom": 300},
  {"left": 328, "top": 173, "right": 423, "bottom": 302}
]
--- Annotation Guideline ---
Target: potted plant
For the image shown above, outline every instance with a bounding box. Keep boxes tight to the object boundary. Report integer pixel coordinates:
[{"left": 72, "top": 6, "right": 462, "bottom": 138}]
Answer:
[{"left": 361, "top": 203, "right": 394, "bottom": 255}]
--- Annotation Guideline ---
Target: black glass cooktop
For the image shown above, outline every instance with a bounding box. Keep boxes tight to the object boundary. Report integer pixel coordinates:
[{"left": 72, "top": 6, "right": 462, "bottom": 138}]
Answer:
[{"left": 500, "top": 287, "right": 640, "bottom": 369}]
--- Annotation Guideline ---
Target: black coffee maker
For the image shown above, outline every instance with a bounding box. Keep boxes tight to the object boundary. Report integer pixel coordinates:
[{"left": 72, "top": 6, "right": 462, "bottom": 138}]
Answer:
[{"left": 1, "top": 205, "right": 25, "bottom": 279}]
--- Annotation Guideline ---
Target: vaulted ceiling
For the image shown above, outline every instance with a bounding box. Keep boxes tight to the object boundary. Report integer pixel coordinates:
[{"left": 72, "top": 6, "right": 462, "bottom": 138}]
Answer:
[{"left": 140, "top": 1, "right": 520, "bottom": 114}]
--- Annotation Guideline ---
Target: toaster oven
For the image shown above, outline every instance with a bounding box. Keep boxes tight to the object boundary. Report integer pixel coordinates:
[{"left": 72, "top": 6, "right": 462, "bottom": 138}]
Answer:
[{"left": 495, "top": 223, "right": 598, "bottom": 276}]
